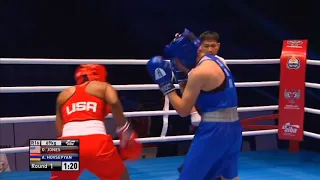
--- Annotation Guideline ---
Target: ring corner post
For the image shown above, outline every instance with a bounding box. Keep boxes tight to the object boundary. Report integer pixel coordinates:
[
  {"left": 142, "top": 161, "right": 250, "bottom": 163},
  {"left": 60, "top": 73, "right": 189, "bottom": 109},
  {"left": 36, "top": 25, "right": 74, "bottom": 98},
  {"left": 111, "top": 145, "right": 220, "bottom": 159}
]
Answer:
[{"left": 278, "top": 40, "right": 308, "bottom": 152}]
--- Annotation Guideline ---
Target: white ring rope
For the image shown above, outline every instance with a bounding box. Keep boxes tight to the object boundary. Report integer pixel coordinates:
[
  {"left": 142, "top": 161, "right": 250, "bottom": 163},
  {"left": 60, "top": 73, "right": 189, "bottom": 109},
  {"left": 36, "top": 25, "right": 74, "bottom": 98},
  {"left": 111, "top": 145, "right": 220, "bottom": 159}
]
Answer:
[
  {"left": 0, "top": 81, "right": 320, "bottom": 93},
  {"left": 305, "top": 82, "right": 320, "bottom": 89},
  {"left": 0, "top": 105, "right": 279, "bottom": 124},
  {"left": 1, "top": 129, "right": 320, "bottom": 154},
  {"left": 0, "top": 129, "right": 279, "bottom": 154},
  {"left": 0, "top": 58, "right": 281, "bottom": 65},
  {"left": 304, "top": 107, "right": 320, "bottom": 115},
  {"left": 0, "top": 58, "right": 319, "bottom": 65},
  {"left": 1, "top": 81, "right": 320, "bottom": 94},
  {"left": 1, "top": 58, "right": 320, "bottom": 155},
  {"left": 0, "top": 82, "right": 279, "bottom": 93}
]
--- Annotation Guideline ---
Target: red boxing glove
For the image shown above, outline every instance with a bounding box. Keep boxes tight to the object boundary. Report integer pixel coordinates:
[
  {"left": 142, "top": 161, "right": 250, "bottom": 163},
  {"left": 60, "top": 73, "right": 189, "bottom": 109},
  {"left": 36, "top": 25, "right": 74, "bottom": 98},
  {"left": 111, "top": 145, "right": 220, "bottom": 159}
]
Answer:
[{"left": 116, "top": 122, "right": 142, "bottom": 160}]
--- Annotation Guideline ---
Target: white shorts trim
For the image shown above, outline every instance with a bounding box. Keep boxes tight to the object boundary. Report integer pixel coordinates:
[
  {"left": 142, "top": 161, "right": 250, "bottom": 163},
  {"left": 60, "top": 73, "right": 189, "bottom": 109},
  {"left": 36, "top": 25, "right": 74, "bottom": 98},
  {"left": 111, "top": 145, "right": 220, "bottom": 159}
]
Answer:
[{"left": 62, "top": 120, "right": 107, "bottom": 137}]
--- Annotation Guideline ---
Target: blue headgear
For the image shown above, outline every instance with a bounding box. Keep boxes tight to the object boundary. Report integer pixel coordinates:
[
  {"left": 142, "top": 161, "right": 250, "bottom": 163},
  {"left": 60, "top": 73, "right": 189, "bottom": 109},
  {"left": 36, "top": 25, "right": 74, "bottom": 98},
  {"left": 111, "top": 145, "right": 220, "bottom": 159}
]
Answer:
[{"left": 164, "top": 29, "right": 201, "bottom": 69}]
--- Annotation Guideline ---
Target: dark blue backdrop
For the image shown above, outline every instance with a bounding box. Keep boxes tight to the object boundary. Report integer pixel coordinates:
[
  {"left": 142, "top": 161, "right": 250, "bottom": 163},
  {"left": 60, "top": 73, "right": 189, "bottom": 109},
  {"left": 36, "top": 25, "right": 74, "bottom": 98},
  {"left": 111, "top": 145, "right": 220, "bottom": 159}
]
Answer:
[{"left": 1, "top": 1, "right": 319, "bottom": 151}]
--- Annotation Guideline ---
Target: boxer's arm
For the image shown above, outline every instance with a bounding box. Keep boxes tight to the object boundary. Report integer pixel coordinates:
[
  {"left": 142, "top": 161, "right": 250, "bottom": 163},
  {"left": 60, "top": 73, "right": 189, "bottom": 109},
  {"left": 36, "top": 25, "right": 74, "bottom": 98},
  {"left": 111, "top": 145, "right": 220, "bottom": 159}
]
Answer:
[
  {"left": 104, "top": 83, "right": 141, "bottom": 154},
  {"left": 167, "top": 70, "right": 204, "bottom": 117},
  {"left": 178, "top": 81, "right": 187, "bottom": 93},
  {"left": 179, "top": 82, "right": 198, "bottom": 114},
  {"left": 104, "top": 83, "right": 127, "bottom": 127},
  {"left": 55, "top": 92, "right": 64, "bottom": 137}
]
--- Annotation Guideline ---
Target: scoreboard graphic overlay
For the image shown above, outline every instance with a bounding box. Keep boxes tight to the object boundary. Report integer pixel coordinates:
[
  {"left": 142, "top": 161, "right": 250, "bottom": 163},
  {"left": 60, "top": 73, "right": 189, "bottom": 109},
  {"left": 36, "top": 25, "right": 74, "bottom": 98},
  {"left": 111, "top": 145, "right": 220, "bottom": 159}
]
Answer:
[{"left": 29, "top": 139, "right": 79, "bottom": 171}]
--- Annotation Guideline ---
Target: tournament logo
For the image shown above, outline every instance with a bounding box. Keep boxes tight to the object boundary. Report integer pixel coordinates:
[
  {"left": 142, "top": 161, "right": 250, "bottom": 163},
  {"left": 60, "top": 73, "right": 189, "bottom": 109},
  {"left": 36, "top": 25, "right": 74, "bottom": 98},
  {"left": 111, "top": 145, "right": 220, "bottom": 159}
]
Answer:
[
  {"left": 287, "top": 40, "right": 303, "bottom": 47},
  {"left": 286, "top": 56, "right": 300, "bottom": 69},
  {"left": 284, "top": 89, "right": 300, "bottom": 109},
  {"left": 282, "top": 122, "right": 300, "bottom": 135},
  {"left": 284, "top": 89, "right": 300, "bottom": 104}
]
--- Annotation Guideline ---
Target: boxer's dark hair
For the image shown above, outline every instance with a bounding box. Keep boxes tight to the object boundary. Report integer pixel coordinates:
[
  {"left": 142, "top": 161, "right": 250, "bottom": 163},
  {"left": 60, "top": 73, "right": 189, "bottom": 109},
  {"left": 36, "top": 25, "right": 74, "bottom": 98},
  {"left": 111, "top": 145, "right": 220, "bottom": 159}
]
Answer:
[
  {"left": 199, "top": 31, "right": 220, "bottom": 43},
  {"left": 83, "top": 75, "right": 89, "bottom": 82}
]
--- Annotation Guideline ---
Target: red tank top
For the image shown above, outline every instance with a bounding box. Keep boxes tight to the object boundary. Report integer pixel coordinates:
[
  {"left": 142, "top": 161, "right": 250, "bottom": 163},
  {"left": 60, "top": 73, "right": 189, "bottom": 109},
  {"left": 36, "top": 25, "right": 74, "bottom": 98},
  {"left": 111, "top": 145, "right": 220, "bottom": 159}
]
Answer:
[{"left": 61, "top": 82, "right": 108, "bottom": 124}]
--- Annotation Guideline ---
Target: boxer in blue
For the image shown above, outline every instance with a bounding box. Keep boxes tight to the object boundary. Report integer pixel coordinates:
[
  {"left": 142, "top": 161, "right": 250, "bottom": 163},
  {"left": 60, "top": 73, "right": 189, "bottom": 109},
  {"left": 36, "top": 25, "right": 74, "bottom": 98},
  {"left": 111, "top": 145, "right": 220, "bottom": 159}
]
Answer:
[{"left": 147, "top": 29, "right": 242, "bottom": 180}]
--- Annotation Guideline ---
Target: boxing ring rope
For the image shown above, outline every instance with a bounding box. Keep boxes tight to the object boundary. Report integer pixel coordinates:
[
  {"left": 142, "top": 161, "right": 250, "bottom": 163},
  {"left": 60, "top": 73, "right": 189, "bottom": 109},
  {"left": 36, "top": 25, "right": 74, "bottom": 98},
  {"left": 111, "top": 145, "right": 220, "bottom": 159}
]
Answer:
[
  {"left": 1, "top": 82, "right": 319, "bottom": 93},
  {"left": 1, "top": 58, "right": 320, "bottom": 65},
  {"left": 0, "top": 105, "right": 280, "bottom": 124},
  {"left": 0, "top": 82, "right": 280, "bottom": 93},
  {"left": 1, "top": 58, "right": 320, "bottom": 155}
]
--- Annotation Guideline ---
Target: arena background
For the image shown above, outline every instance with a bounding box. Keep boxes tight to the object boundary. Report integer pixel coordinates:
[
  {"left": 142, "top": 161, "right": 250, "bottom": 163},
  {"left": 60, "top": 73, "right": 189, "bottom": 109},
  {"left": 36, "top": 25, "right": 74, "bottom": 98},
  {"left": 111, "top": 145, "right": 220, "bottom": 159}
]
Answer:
[{"left": 0, "top": 1, "right": 319, "bottom": 171}]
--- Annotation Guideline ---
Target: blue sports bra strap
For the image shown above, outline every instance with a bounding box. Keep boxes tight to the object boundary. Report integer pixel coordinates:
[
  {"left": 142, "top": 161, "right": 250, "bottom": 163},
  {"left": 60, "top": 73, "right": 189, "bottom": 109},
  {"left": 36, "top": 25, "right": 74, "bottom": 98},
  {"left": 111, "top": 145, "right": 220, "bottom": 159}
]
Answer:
[
  {"left": 198, "top": 54, "right": 229, "bottom": 73},
  {"left": 205, "top": 54, "right": 234, "bottom": 88}
]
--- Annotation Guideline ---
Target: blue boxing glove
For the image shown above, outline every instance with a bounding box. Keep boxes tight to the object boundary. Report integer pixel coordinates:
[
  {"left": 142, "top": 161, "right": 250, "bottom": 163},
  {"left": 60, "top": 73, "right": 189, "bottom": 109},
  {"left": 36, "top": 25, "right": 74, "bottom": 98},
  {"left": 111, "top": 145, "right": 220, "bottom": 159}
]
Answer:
[
  {"left": 170, "top": 59, "right": 188, "bottom": 84},
  {"left": 147, "top": 56, "right": 175, "bottom": 95}
]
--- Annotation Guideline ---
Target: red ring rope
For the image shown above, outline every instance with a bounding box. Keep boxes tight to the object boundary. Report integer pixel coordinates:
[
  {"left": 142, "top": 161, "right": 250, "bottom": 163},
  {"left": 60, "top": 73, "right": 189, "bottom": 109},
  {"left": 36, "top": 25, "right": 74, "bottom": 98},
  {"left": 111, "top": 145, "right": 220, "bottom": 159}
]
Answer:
[{"left": 241, "top": 114, "right": 279, "bottom": 130}]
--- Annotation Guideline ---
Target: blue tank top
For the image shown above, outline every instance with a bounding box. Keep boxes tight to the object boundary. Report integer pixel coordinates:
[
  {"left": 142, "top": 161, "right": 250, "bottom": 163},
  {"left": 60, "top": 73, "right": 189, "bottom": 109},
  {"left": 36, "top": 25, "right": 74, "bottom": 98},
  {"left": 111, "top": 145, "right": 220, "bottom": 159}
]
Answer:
[{"left": 195, "top": 54, "right": 238, "bottom": 114}]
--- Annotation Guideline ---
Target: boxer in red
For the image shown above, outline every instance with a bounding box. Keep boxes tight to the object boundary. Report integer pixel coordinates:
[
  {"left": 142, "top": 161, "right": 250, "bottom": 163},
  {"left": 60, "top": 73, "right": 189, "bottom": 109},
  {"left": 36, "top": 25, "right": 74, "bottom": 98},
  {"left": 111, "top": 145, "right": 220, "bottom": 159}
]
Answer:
[{"left": 51, "top": 64, "right": 142, "bottom": 180}]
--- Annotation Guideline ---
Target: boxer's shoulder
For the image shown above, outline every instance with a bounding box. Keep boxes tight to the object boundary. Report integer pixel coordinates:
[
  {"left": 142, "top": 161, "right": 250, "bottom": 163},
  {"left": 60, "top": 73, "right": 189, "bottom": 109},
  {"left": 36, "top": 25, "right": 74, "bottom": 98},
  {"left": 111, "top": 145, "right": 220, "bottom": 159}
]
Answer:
[
  {"left": 188, "top": 65, "right": 210, "bottom": 84},
  {"left": 57, "top": 86, "right": 75, "bottom": 103},
  {"left": 194, "top": 60, "right": 225, "bottom": 87},
  {"left": 196, "top": 60, "right": 220, "bottom": 73}
]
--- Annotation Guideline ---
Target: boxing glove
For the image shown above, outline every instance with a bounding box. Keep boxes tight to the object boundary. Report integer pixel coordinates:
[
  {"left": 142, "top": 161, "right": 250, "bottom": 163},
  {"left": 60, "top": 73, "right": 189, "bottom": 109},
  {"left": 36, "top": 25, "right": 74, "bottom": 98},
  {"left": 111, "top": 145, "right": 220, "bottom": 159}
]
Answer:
[
  {"left": 170, "top": 59, "right": 188, "bottom": 84},
  {"left": 116, "top": 122, "right": 142, "bottom": 160},
  {"left": 147, "top": 56, "right": 175, "bottom": 95}
]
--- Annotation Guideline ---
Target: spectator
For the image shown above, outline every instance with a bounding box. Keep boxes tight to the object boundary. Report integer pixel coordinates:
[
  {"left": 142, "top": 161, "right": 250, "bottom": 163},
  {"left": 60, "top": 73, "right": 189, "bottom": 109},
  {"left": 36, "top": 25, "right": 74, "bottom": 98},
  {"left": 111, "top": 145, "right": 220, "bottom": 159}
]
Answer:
[{"left": 0, "top": 154, "right": 11, "bottom": 172}]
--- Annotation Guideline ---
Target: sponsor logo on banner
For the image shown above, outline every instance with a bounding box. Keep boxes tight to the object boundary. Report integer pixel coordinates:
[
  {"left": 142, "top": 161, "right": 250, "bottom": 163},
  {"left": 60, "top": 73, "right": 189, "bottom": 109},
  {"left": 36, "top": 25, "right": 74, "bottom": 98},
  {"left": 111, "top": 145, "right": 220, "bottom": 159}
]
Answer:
[
  {"left": 287, "top": 56, "right": 300, "bottom": 69},
  {"left": 284, "top": 89, "right": 300, "bottom": 109},
  {"left": 282, "top": 122, "right": 300, "bottom": 136},
  {"left": 286, "top": 40, "right": 303, "bottom": 48}
]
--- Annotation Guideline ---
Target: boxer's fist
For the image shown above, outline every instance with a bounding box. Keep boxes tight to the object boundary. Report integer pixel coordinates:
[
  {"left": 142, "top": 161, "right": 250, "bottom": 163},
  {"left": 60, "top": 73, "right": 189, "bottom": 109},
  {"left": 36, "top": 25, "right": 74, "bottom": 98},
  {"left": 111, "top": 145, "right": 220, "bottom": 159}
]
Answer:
[
  {"left": 119, "top": 133, "right": 142, "bottom": 160},
  {"left": 116, "top": 122, "right": 142, "bottom": 160},
  {"left": 147, "top": 56, "right": 175, "bottom": 95},
  {"left": 171, "top": 59, "right": 188, "bottom": 84},
  {"left": 116, "top": 122, "right": 135, "bottom": 148}
]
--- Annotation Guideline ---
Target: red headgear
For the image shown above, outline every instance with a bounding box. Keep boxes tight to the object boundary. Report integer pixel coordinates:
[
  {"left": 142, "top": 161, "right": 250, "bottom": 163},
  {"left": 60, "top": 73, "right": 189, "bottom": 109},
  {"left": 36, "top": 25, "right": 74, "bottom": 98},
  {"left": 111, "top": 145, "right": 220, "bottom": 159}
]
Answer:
[{"left": 74, "top": 64, "right": 108, "bottom": 84}]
